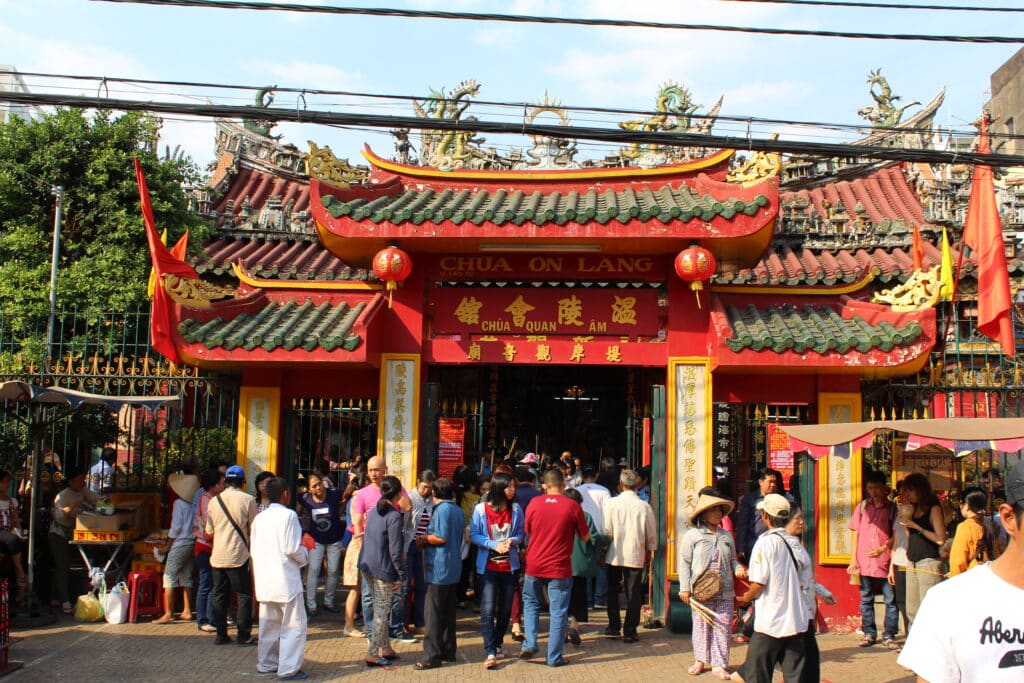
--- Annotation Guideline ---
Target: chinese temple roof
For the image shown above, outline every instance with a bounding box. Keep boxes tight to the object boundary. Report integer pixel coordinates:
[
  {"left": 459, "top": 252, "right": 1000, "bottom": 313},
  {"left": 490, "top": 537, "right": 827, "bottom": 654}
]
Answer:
[
  {"left": 318, "top": 181, "right": 770, "bottom": 228},
  {"left": 197, "top": 236, "right": 374, "bottom": 282},
  {"left": 209, "top": 165, "right": 310, "bottom": 228},
  {"left": 720, "top": 303, "right": 924, "bottom": 354},
  {"left": 172, "top": 288, "right": 385, "bottom": 367},
  {"left": 178, "top": 298, "right": 366, "bottom": 353},
  {"left": 710, "top": 297, "right": 936, "bottom": 376},
  {"left": 780, "top": 165, "right": 928, "bottom": 227}
]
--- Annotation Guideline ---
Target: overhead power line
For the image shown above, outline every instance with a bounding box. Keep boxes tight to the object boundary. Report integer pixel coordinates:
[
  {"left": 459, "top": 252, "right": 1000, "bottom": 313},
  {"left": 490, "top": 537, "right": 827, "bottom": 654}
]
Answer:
[
  {"left": 92, "top": 0, "right": 1024, "bottom": 43},
  {"left": 726, "top": 0, "right": 1024, "bottom": 12},
  {"left": 13, "top": 70, "right": 1020, "bottom": 143},
  {"left": 2, "top": 90, "right": 1022, "bottom": 168}
]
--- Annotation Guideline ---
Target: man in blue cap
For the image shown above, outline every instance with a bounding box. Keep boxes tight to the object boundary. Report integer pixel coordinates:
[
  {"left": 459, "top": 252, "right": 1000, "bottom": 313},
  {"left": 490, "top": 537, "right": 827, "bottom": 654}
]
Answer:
[{"left": 206, "top": 464, "right": 258, "bottom": 645}]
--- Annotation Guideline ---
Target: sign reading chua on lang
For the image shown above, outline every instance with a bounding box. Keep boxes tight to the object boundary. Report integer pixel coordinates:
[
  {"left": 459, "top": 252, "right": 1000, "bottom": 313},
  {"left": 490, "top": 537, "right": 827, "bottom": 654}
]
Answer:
[
  {"left": 429, "top": 254, "right": 666, "bottom": 281},
  {"left": 431, "top": 287, "right": 662, "bottom": 336}
]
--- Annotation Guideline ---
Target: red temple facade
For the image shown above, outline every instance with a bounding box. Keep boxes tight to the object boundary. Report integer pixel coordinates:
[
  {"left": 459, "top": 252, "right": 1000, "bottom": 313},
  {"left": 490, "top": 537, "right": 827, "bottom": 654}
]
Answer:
[{"left": 158, "top": 81, "right": 989, "bottom": 629}]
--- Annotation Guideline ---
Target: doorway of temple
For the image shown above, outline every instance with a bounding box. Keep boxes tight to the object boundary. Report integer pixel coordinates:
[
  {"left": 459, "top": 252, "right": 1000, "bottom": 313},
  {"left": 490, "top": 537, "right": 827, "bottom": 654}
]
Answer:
[{"left": 426, "top": 365, "right": 662, "bottom": 471}]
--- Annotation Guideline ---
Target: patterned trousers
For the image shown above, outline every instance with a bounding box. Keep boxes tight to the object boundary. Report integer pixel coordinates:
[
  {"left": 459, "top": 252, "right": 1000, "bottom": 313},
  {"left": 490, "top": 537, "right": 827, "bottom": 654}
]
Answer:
[
  {"left": 364, "top": 572, "right": 394, "bottom": 657},
  {"left": 691, "top": 595, "right": 733, "bottom": 668}
]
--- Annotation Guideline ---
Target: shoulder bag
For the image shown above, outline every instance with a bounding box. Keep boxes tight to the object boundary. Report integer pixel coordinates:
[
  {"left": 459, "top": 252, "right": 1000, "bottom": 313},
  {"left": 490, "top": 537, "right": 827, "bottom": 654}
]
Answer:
[
  {"left": 691, "top": 533, "right": 724, "bottom": 602},
  {"left": 215, "top": 493, "right": 249, "bottom": 550}
]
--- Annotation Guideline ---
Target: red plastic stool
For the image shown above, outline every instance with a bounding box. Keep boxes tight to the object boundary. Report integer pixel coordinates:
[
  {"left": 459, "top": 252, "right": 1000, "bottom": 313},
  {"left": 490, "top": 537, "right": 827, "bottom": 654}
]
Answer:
[{"left": 127, "top": 571, "right": 163, "bottom": 623}]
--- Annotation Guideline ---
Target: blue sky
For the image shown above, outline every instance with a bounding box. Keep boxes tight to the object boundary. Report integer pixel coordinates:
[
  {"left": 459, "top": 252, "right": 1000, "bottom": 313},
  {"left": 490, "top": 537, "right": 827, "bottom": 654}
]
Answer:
[{"left": 1, "top": 0, "right": 1018, "bottom": 168}]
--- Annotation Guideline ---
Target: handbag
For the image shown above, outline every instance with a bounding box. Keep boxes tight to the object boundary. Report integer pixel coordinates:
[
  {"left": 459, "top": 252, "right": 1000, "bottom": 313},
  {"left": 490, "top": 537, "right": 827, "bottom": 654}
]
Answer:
[{"left": 692, "top": 569, "right": 723, "bottom": 602}]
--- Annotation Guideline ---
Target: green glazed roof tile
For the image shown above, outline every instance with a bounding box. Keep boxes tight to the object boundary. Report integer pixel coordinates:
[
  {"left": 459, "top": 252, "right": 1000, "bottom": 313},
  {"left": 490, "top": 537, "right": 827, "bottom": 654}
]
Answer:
[
  {"left": 723, "top": 304, "right": 923, "bottom": 354},
  {"left": 320, "top": 185, "right": 768, "bottom": 227},
  {"left": 178, "top": 299, "right": 365, "bottom": 354}
]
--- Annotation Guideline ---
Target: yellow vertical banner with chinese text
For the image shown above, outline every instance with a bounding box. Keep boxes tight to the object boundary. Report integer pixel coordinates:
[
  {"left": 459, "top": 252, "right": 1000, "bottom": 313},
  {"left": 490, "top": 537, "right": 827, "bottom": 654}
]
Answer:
[
  {"left": 236, "top": 386, "right": 280, "bottom": 496},
  {"left": 667, "top": 357, "right": 713, "bottom": 579},
  {"left": 817, "top": 392, "right": 863, "bottom": 565},
  {"left": 377, "top": 353, "right": 421, "bottom": 492}
]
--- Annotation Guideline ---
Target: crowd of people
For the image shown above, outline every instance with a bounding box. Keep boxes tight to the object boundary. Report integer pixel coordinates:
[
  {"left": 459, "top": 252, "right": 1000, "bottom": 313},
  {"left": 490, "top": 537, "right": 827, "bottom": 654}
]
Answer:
[{"left": 32, "top": 447, "right": 1024, "bottom": 682}]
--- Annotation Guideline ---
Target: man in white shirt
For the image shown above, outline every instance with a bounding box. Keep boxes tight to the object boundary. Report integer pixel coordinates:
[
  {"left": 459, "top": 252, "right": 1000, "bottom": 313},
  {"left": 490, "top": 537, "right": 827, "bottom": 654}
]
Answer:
[
  {"left": 251, "top": 477, "right": 310, "bottom": 681},
  {"left": 88, "top": 448, "right": 116, "bottom": 493},
  {"left": 898, "top": 460, "right": 1024, "bottom": 682},
  {"left": 602, "top": 469, "right": 657, "bottom": 642},
  {"left": 577, "top": 465, "right": 612, "bottom": 607},
  {"left": 732, "top": 494, "right": 810, "bottom": 683}
]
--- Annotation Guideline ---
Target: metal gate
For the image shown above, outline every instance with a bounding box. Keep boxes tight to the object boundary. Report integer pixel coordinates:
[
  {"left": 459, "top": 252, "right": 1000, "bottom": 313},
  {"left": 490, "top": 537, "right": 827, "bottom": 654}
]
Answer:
[
  {"left": 422, "top": 382, "right": 485, "bottom": 475},
  {"left": 282, "top": 397, "right": 378, "bottom": 490}
]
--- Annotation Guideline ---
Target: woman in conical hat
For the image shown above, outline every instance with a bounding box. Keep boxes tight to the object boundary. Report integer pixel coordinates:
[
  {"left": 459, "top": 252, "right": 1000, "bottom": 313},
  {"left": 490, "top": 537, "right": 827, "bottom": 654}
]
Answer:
[
  {"left": 678, "top": 487, "right": 747, "bottom": 679},
  {"left": 155, "top": 473, "right": 200, "bottom": 623}
]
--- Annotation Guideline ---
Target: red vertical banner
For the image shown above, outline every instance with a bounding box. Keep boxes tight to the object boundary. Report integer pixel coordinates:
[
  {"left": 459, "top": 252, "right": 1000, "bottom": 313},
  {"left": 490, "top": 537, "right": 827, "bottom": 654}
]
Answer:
[
  {"left": 642, "top": 417, "right": 652, "bottom": 467},
  {"left": 766, "top": 423, "right": 796, "bottom": 483},
  {"left": 438, "top": 418, "right": 466, "bottom": 480}
]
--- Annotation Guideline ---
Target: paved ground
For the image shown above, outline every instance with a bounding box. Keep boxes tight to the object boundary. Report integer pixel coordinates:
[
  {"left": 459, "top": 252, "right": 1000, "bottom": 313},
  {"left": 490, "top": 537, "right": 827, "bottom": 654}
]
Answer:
[{"left": 6, "top": 605, "right": 916, "bottom": 682}]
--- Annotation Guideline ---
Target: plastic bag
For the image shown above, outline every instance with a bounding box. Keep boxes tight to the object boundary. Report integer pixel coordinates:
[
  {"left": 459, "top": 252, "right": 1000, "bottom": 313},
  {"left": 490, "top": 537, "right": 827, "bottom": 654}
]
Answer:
[
  {"left": 74, "top": 592, "right": 104, "bottom": 622},
  {"left": 104, "top": 582, "right": 130, "bottom": 624}
]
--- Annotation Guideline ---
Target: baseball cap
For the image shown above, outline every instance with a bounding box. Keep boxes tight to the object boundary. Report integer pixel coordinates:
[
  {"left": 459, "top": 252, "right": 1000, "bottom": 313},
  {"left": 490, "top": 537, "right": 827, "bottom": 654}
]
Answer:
[
  {"left": 519, "top": 452, "right": 539, "bottom": 465},
  {"left": 756, "top": 493, "right": 792, "bottom": 518},
  {"left": 1007, "top": 460, "right": 1024, "bottom": 506},
  {"left": 225, "top": 465, "right": 246, "bottom": 479}
]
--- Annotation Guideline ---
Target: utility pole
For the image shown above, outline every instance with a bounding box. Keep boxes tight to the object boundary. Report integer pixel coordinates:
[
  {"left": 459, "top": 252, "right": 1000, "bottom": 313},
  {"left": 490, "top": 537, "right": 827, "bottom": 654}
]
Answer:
[
  {"left": 43, "top": 185, "right": 63, "bottom": 379},
  {"left": 20, "top": 186, "right": 63, "bottom": 624}
]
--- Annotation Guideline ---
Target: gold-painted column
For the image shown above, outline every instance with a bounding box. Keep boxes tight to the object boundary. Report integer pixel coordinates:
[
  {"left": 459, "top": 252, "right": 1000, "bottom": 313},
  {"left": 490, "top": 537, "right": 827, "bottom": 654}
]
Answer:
[
  {"left": 666, "top": 356, "right": 713, "bottom": 578},
  {"left": 377, "top": 353, "right": 421, "bottom": 492},
  {"left": 236, "top": 386, "right": 281, "bottom": 495},
  {"left": 816, "top": 392, "right": 863, "bottom": 565}
]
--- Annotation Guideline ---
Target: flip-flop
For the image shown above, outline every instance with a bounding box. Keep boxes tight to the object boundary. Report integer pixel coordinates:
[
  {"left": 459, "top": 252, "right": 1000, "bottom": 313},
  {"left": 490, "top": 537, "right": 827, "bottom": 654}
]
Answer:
[
  {"left": 857, "top": 636, "right": 876, "bottom": 648},
  {"left": 711, "top": 667, "right": 732, "bottom": 680},
  {"left": 688, "top": 663, "right": 706, "bottom": 675},
  {"left": 364, "top": 657, "right": 393, "bottom": 668},
  {"left": 279, "top": 672, "right": 309, "bottom": 681},
  {"left": 882, "top": 638, "right": 901, "bottom": 650},
  {"left": 414, "top": 661, "right": 442, "bottom": 670}
]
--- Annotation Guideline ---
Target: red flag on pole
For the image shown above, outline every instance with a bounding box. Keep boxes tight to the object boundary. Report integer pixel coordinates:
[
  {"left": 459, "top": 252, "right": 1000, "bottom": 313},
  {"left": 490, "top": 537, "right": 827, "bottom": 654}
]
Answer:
[
  {"left": 961, "top": 119, "right": 1014, "bottom": 356},
  {"left": 911, "top": 224, "right": 925, "bottom": 272},
  {"left": 133, "top": 157, "right": 199, "bottom": 365}
]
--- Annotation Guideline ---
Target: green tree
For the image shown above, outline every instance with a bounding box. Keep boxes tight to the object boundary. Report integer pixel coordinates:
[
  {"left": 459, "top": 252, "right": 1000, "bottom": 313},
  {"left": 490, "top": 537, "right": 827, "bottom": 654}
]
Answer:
[{"left": 0, "top": 108, "right": 210, "bottom": 350}]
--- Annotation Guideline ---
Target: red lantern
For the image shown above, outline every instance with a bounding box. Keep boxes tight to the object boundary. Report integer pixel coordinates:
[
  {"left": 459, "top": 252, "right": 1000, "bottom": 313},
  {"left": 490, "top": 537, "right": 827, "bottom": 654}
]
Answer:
[
  {"left": 372, "top": 246, "right": 412, "bottom": 308},
  {"left": 674, "top": 245, "right": 717, "bottom": 309}
]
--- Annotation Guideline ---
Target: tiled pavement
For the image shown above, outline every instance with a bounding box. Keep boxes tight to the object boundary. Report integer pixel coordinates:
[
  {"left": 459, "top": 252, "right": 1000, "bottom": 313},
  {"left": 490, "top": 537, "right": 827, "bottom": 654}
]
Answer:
[{"left": 8, "top": 605, "right": 915, "bottom": 682}]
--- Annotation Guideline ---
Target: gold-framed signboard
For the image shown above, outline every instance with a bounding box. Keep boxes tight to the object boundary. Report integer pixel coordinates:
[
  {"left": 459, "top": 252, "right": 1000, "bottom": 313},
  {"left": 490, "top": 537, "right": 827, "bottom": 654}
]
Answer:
[{"left": 816, "top": 392, "right": 863, "bottom": 565}]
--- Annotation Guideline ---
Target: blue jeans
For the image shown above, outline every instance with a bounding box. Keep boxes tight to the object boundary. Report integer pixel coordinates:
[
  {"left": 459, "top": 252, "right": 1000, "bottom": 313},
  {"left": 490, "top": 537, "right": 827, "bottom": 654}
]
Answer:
[
  {"left": 407, "top": 543, "right": 427, "bottom": 628},
  {"left": 480, "top": 570, "right": 516, "bottom": 656},
  {"left": 194, "top": 549, "right": 213, "bottom": 627},
  {"left": 590, "top": 566, "right": 608, "bottom": 607},
  {"left": 859, "top": 575, "right": 899, "bottom": 640},
  {"left": 305, "top": 540, "right": 343, "bottom": 610},
  {"left": 523, "top": 575, "right": 572, "bottom": 666},
  {"left": 361, "top": 570, "right": 405, "bottom": 637}
]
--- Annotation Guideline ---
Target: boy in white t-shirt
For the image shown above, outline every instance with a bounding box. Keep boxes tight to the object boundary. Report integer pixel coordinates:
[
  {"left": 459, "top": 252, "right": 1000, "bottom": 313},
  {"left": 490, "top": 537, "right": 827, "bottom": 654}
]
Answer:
[{"left": 898, "top": 460, "right": 1024, "bottom": 682}]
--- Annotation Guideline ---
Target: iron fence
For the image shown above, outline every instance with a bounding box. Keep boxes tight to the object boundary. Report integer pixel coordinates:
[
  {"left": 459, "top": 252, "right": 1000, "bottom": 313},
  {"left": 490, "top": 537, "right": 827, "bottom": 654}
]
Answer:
[{"left": 0, "top": 309, "right": 239, "bottom": 492}]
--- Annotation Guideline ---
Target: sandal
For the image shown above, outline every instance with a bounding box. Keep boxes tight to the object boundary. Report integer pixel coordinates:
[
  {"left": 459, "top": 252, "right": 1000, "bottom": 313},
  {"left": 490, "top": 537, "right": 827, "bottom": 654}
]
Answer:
[
  {"left": 364, "top": 657, "right": 393, "bottom": 668},
  {"left": 688, "top": 662, "right": 706, "bottom": 675},
  {"left": 882, "top": 637, "right": 901, "bottom": 651},
  {"left": 858, "top": 636, "right": 876, "bottom": 647},
  {"left": 414, "top": 660, "right": 442, "bottom": 670},
  {"left": 711, "top": 667, "right": 731, "bottom": 680}
]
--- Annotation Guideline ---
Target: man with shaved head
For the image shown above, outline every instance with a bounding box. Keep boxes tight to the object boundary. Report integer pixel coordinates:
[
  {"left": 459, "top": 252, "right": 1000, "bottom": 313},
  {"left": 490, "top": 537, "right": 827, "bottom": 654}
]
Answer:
[{"left": 351, "top": 456, "right": 413, "bottom": 641}]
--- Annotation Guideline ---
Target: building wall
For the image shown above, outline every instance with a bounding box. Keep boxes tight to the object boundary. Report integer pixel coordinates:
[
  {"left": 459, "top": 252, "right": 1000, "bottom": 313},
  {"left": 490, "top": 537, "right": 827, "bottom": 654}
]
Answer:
[
  {"left": 991, "top": 47, "right": 1024, "bottom": 157},
  {"left": 0, "top": 66, "right": 39, "bottom": 124}
]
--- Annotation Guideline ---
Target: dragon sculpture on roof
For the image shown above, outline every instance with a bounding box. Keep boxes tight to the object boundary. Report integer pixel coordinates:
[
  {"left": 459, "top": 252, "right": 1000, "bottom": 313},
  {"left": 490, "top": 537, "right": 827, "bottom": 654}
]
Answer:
[
  {"left": 858, "top": 69, "right": 920, "bottom": 129},
  {"left": 412, "top": 79, "right": 487, "bottom": 170},
  {"left": 618, "top": 82, "right": 724, "bottom": 167}
]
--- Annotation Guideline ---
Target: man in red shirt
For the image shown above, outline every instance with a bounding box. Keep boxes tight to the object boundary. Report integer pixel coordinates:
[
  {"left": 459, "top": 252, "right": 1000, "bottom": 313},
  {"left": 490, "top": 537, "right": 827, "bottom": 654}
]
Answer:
[{"left": 520, "top": 468, "right": 590, "bottom": 667}]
